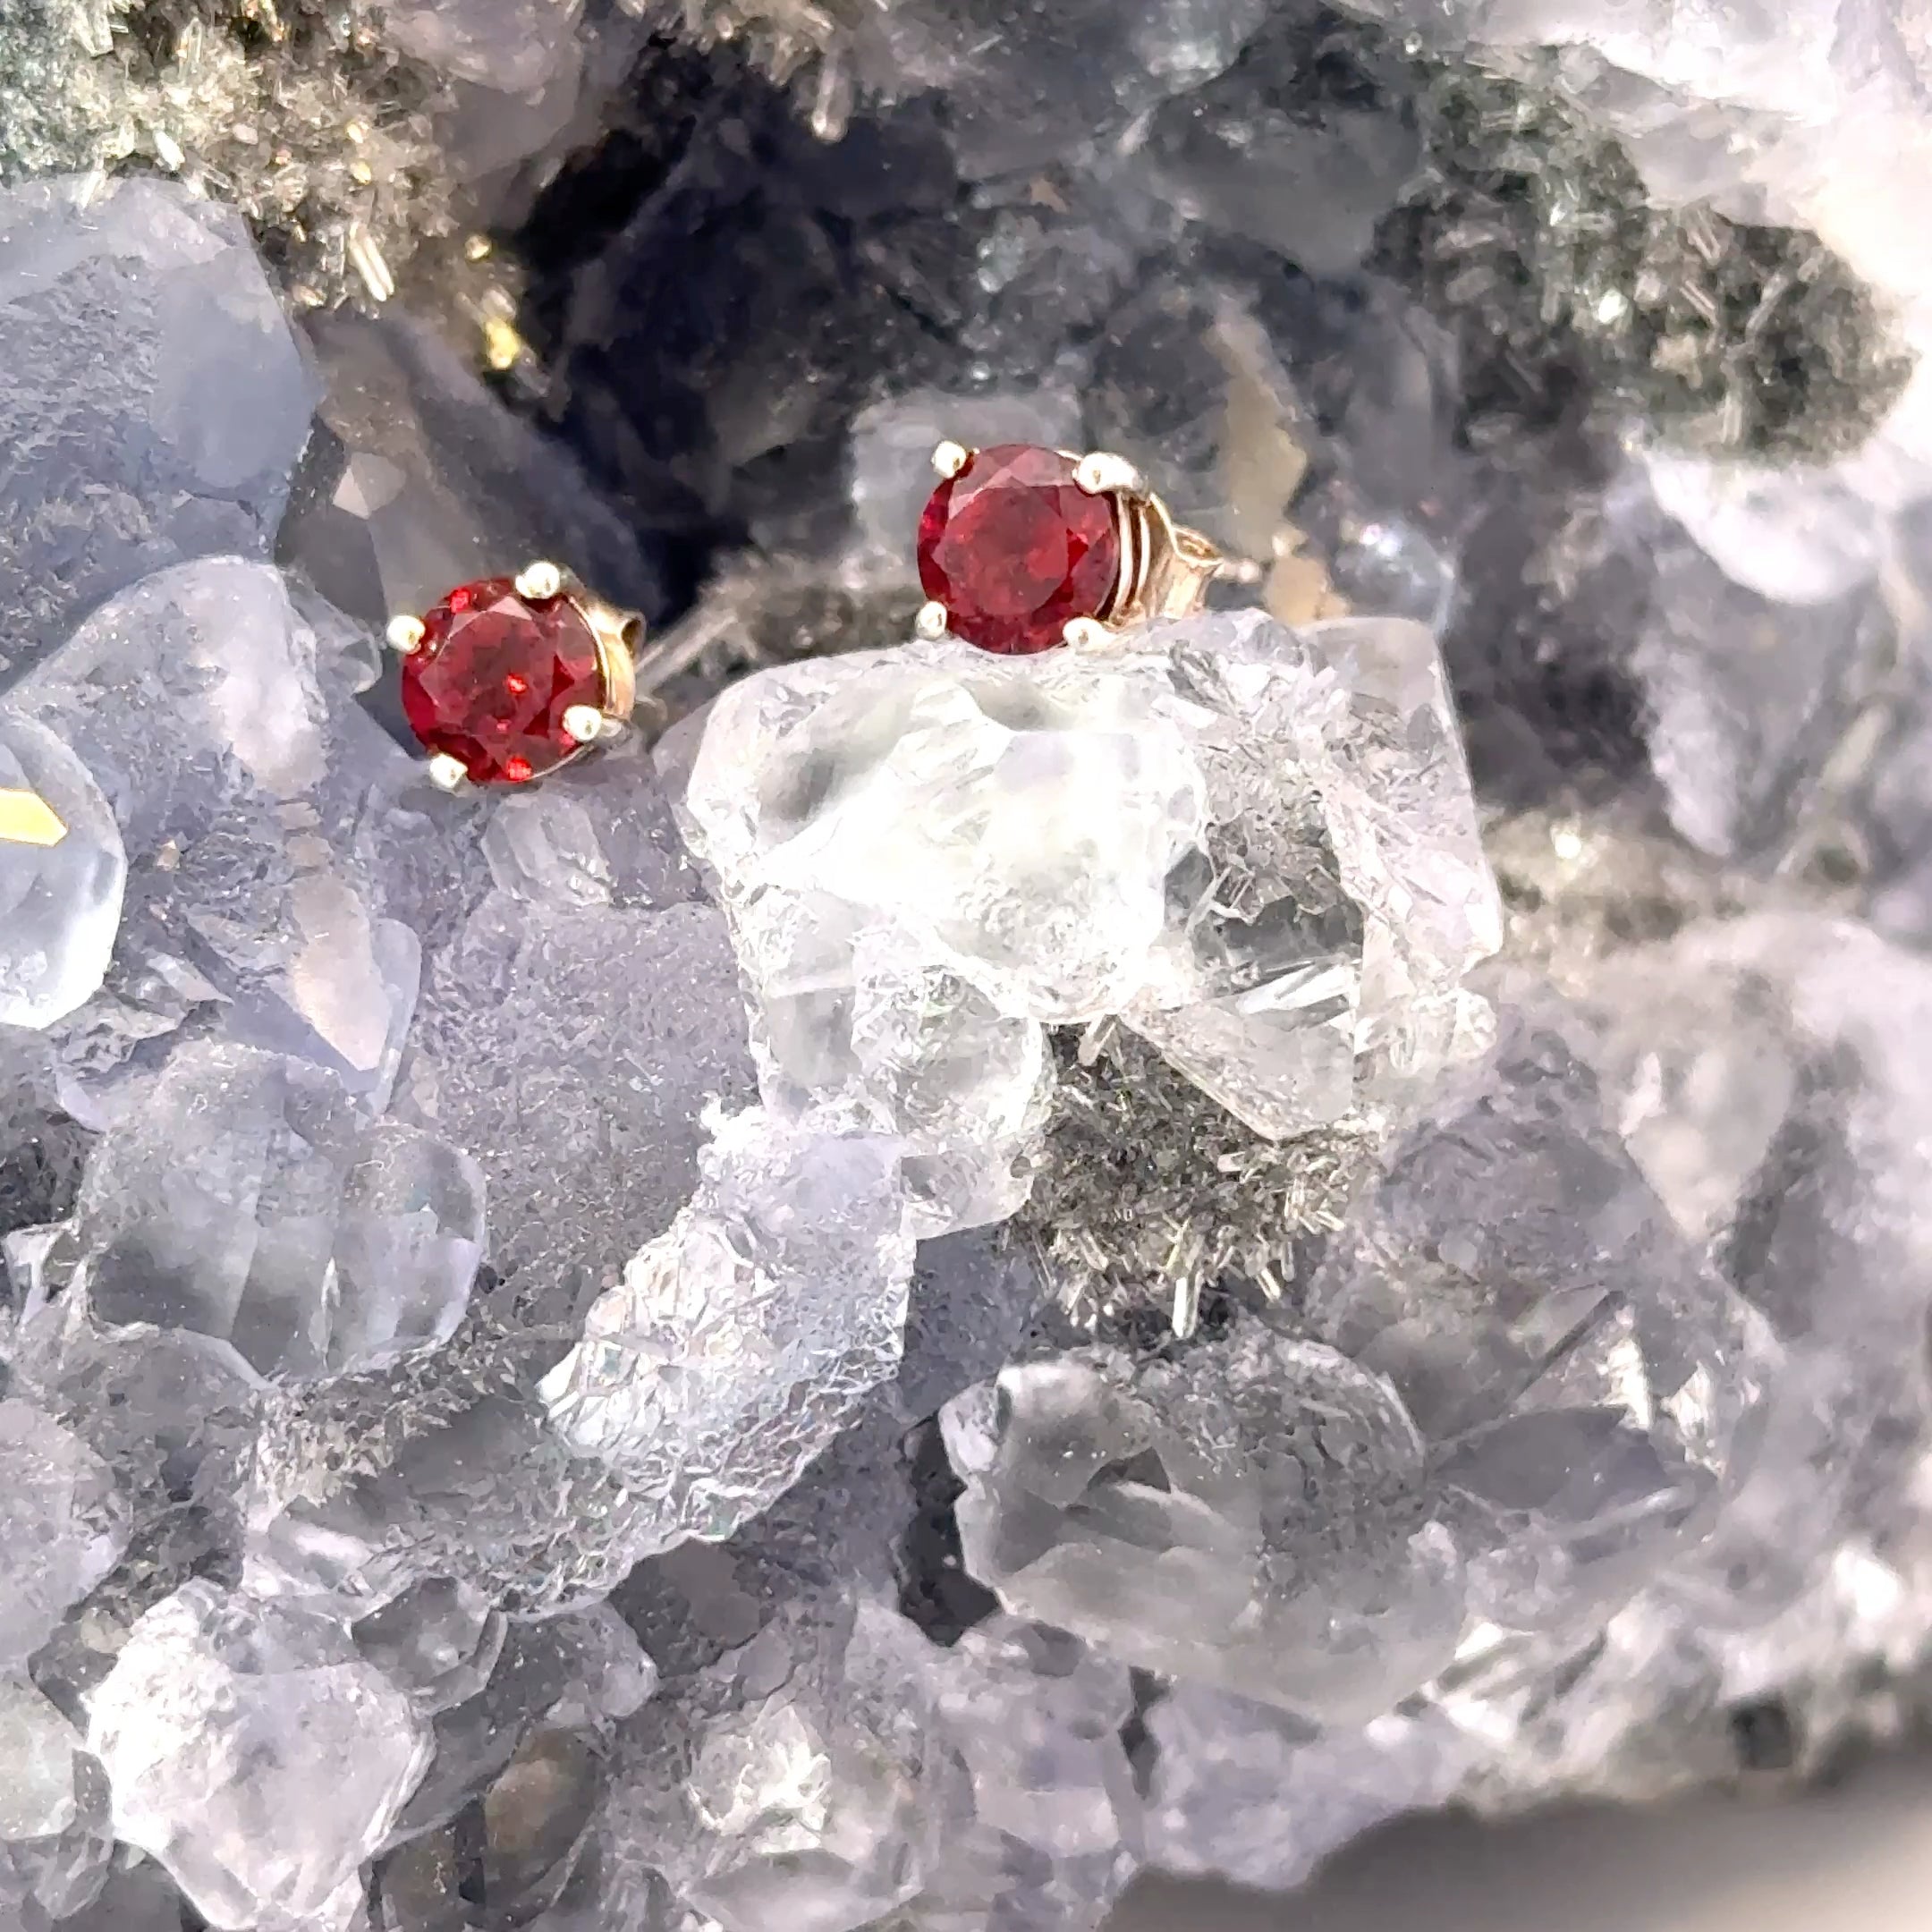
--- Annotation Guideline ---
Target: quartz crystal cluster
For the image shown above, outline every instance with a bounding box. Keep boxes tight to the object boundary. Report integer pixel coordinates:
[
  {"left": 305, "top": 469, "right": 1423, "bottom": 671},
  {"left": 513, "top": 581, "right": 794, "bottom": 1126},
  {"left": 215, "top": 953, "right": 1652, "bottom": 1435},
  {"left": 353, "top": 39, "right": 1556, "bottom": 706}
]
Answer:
[{"left": 8, "top": 2, "right": 1932, "bottom": 1930}]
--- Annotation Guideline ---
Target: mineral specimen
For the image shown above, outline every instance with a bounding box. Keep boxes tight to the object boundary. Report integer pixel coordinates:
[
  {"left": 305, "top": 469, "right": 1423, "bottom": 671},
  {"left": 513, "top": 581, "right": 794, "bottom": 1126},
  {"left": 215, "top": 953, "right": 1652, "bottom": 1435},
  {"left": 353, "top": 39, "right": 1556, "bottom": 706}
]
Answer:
[
  {"left": 13, "top": 556, "right": 419, "bottom": 1112},
  {"left": 540, "top": 1104, "right": 917, "bottom": 1549},
  {"left": 66, "top": 1042, "right": 483, "bottom": 1381},
  {"left": 0, "top": 176, "right": 318, "bottom": 685},
  {"left": 679, "top": 608, "right": 1500, "bottom": 1238},
  {"left": 87, "top": 1582, "right": 433, "bottom": 1929},
  {"left": 9, "top": 2, "right": 1932, "bottom": 1929},
  {"left": 0, "top": 1400, "right": 128, "bottom": 1673}
]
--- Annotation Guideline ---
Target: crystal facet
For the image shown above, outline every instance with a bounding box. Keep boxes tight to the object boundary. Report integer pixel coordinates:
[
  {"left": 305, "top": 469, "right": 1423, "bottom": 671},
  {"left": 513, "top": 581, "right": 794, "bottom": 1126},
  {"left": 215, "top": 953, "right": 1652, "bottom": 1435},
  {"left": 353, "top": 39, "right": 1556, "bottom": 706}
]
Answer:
[{"left": 87, "top": 1582, "right": 432, "bottom": 1931}]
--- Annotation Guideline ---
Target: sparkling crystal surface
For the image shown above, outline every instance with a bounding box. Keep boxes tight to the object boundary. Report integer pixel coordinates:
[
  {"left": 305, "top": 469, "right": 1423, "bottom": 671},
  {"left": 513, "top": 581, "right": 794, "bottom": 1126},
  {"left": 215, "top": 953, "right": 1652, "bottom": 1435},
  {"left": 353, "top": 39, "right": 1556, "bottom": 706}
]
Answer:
[
  {"left": 680, "top": 611, "right": 1501, "bottom": 1240},
  {"left": 0, "top": 1400, "right": 128, "bottom": 1672},
  {"left": 18, "top": 3, "right": 1932, "bottom": 1926},
  {"left": 946, "top": 1320, "right": 1465, "bottom": 1719},
  {"left": 87, "top": 1582, "right": 433, "bottom": 1931},
  {"left": 12, "top": 558, "right": 419, "bottom": 1110},
  {"left": 540, "top": 1106, "right": 916, "bottom": 1551},
  {"left": 0, "top": 175, "right": 318, "bottom": 685}
]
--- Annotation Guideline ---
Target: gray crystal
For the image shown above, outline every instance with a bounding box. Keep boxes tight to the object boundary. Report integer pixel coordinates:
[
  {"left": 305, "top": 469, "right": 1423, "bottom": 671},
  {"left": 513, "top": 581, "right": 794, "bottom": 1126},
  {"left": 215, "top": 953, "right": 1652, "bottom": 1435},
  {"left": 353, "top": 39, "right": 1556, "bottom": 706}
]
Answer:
[
  {"left": 946, "top": 1319, "right": 1462, "bottom": 1719},
  {"left": 0, "top": 1399, "right": 128, "bottom": 1672},
  {"left": 283, "top": 309, "right": 661, "bottom": 635},
  {"left": 13, "top": 559, "right": 419, "bottom": 1110},
  {"left": 352, "top": 1576, "right": 507, "bottom": 1718},
  {"left": 903, "top": 1616, "right": 1140, "bottom": 1932},
  {"left": 541, "top": 1105, "right": 915, "bottom": 1551},
  {"left": 87, "top": 1582, "right": 431, "bottom": 1931},
  {"left": 68, "top": 1042, "right": 482, "bottom": 1382},
  {"left": 1142, "top": 1688, "right": 1472, "bottom": 1893},
  {"left": 1306, "top": 1012, "right": 1776, "bottom": 1634},
  {"left": 394, "top": 890, "right": 755, "bottom": 1323},
  {"left": 0, "top": 714, "right": 124, "bottom": 1030},
  {"left": 481, "top": 737, "right": 705, "bottom": 914},
  {"left": 852, "top": 0, "right": 1271, "bottom": 180},
  {"left": 0, "top": 1679, "right": 82, "bottom": 1843},
  {"left": 0, "top": 176, "right": 317, "bottom": 685}
]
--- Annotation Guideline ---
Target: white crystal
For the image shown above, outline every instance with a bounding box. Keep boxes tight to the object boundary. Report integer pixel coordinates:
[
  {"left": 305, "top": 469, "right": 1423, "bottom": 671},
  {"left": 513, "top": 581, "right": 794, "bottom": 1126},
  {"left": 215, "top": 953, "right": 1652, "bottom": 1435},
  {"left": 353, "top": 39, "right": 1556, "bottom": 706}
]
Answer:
[
  {"left": 0, "top": 1679, "right": 82, "bottom": 1842},
  {"left": 0, "top": 713, "right": 124, "bottom": 1030},
  {"left": 71, "top": 1041, "right": 483, "bottom": 1381},
  {"left": 394, "top": 890, "right": 755, "bottom": 1323},
  {"left": 678, "top": 613, "right": 1501, "bottom": 1232},
  {"left": 1123, "top": 611, "right": 1502, "bottom": 1138},
  {"left": 87, "top": 1581, "right": 431, "bottom": 1931},
  {"left": 946, "top": 1320, "right": 1465, "bottom": 1721},
  {"left": 12, "top": 559, "right": 419, "bottom": 1106},
  {"left": 540, "top": 1105, "right": 915, "bottom": 1553},
  {"left": 0, "top": 1399, "right": 129, "bottom": 1671},
  {"left": 1143, "top": 1687, "right": 1472, "bottom": 1893},
  {"left": 0, "top": 175, "right": 318, "bottom": 683}
]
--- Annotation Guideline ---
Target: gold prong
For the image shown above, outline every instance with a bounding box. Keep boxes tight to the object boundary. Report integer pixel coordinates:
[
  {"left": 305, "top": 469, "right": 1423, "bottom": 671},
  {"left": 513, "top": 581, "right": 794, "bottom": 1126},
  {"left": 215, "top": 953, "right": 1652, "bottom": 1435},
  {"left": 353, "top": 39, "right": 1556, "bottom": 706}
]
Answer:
[
  {"left": 427, "top": 754, "right": 469, "bottom": 792},
  {"left": 931, "top": 441, "right": 970, "bottom": 479},
  {"left": 1063, "top": 616, "right": 1112, "bottom": 649},
  {"left": 386, "top": 614, "right": 426, "bottom": 654},
  {"left": 562, "top": 704, "right": 604, "bottom": 745},
  {"left": 915, "top": 601, "right": 951, "bottom": 640},
  {"left": 515, "top": 561, "right": 564, "bottom": 601},
  {"left": 1074, "top": 452, "right": 1145, "bottom": 497}
]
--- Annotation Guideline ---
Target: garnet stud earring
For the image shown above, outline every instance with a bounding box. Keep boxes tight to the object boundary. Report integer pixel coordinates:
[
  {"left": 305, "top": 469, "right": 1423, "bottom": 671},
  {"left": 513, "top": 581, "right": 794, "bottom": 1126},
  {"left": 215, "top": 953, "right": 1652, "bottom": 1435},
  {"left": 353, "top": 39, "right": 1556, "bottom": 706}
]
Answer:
[
  {"left": 913, "top": 442, "right": 1260, "bottom": 657},
  {"left": 386, "top": 564, "right": 661, "bottom": 790}
]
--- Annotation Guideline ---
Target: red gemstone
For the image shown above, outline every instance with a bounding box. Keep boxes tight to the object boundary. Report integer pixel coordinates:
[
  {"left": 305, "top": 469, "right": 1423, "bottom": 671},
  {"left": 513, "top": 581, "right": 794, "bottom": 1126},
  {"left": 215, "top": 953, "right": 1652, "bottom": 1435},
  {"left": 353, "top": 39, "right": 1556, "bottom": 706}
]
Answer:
[
  {"left": 400, "top": 578, "right": 605, "bottom": 785},
  {"left": 916, "top": 444, "right": 1123, "bottom": 655}
]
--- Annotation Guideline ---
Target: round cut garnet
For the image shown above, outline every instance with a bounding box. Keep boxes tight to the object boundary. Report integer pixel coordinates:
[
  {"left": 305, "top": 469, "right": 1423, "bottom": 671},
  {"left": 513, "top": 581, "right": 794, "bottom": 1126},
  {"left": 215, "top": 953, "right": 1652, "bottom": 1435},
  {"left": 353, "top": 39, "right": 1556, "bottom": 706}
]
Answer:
[
  {"left": 400, "top": 577, "right": 605, "bottom": 785},
  {"left": 916, "top": 444, "right": 1122, "bottom": 655}
]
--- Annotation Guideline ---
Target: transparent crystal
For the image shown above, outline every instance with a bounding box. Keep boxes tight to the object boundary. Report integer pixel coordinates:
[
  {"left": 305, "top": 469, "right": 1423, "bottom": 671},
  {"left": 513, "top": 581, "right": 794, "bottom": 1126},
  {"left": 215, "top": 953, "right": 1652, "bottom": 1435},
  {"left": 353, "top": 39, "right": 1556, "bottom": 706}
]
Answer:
[
  {"left": 679, "top": 613, "right": 1500, "bottom": 1232},
  {"left": 904, "top": 1616, "right": 1140, "bottom": 1932},
  {"left": 86, "top": 1581, "right": 432, "bottom": 1932},
  {"left": 12, "top": 559, "right": 418, "bottom": 1108},
  {"left": 70, "top": 1041, "right": 483, "bottom": 1382},
  {"left": 0, "top": 713, "right": 124, "bottom": 1030},
  {"left": 0, "top": 1678, "right": 82, "bottom": 1843},
  {"left": 0, "top": 175, "right": 318, "bottom": 685},
  {"left": 1142, "top": 1687, "right": 1472, "bottom": 1893},
  {"left": 614, "top": 1602, "right": 954, "bottom": 1932},
  {"left": 540, "top": 1106, "right": 915, "bottom": 1552},
  {"left": 945, "top": 1318, "right": 1464, "bottom": 1721},
  {"left": 0, "top": 1399, "right": 129, "bottom": 1671},
  {"left": 394, "top": 889, "right": 755, "bottom": 1323},
  {"left": 1123, "top": 611, "right": 1502, "bottom": 1139},
  {"left": 1306, "top": 1011, "right": 1778, "bottom": 1633}
]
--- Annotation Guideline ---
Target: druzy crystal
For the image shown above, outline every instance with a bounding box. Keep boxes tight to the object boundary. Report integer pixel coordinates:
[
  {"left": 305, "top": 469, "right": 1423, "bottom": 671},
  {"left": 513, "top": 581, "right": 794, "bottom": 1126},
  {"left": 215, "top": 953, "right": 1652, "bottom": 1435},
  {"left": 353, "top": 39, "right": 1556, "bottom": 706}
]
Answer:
[
  {"left": 11, "top": 4, "right": 1932, "bottom": 1929},
  {"left": 399, "top": 578, "right": 607, "bottom": 784},
  {"left": 917, "top": 444, "right": 1123, "bottom": 654}
]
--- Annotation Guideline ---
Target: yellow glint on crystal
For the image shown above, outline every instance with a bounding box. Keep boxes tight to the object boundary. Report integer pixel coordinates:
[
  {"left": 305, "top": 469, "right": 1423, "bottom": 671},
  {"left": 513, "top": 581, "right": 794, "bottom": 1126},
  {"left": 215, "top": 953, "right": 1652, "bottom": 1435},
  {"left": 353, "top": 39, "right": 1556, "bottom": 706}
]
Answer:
[{"left": 0, "top": 789, "right": 68, "bottom": 847}]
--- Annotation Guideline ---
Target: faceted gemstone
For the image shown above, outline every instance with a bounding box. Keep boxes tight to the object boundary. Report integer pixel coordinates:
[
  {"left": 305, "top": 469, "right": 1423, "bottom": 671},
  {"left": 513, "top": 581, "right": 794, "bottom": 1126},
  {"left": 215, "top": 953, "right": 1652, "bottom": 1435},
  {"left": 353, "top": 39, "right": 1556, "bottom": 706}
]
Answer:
[
  {"left": 400, "top": 578, "right": 605, "bottom": 785},
  {"left": 916, "top": 444, "right": 1122, "bottom": 655}
]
